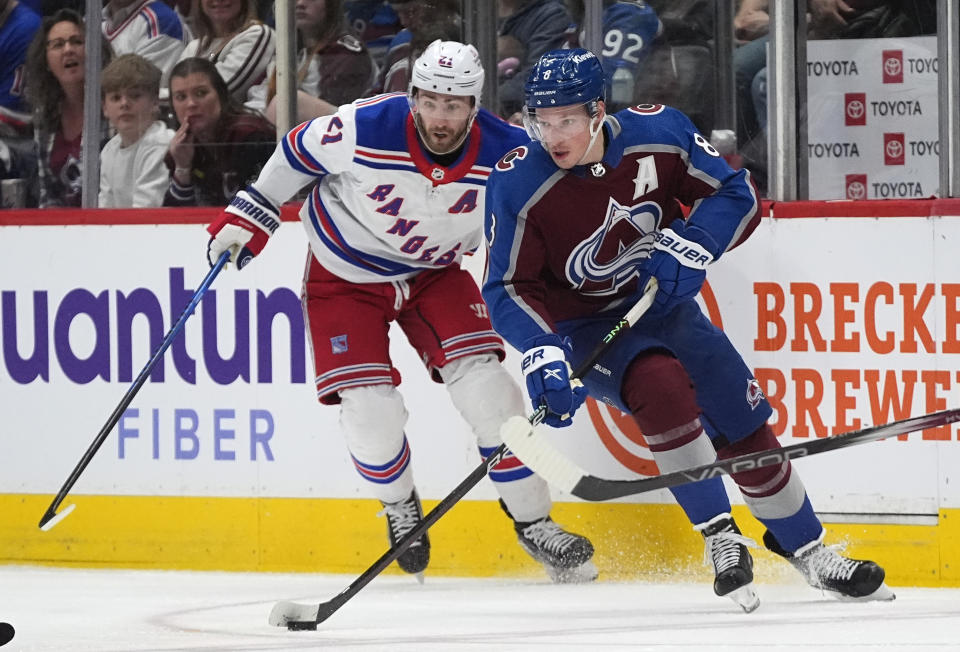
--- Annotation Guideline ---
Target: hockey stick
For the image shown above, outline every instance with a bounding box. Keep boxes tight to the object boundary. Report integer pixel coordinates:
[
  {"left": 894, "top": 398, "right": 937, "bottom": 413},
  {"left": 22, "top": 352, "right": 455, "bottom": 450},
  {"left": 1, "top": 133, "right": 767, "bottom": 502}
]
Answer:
[
  {"left": 268, "top": 278, "right": 660, "bottom": 630},
  {"left": 38, "top": 251, "right": 232, "bottom": 531},
  {"left": 503, "top": 407, "right": 960, "bottom": 501}
]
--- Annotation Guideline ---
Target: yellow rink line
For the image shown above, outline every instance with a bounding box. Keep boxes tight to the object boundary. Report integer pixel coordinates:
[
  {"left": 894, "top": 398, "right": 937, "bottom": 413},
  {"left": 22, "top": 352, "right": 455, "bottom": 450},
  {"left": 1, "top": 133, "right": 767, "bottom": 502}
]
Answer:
[{"left": 1, "top": 495, "right": 956, "bottom": 587}]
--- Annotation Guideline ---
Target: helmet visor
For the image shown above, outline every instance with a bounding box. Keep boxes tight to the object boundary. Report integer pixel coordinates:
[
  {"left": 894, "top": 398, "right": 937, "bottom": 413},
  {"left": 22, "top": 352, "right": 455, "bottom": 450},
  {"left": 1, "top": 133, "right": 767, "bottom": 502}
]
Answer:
[{"left": 522, "top": 103, "right": 593, "bottom": 142}]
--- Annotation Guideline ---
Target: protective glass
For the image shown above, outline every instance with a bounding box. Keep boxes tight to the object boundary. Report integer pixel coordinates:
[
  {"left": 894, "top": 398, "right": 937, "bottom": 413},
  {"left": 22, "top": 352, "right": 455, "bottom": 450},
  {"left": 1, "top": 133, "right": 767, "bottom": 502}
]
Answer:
[{"left": 522, "top": 103, "right": 593, "bottom": 142}]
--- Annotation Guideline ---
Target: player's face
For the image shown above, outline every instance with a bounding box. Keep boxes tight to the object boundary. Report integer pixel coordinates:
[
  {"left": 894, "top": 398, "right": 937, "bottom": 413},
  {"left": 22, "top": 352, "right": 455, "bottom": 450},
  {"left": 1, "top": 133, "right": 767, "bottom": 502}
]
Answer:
[
  {"left": 530, "top": 104, "right": 598, "bottom": 169},
  {"left": 102, "top": 87, "right": 157, "bottom": 141},
  {"left": 170, "top": 72, "right": 222, "bottom": 140},
  {"left": 412, "top": 90, "right": 474, "bottom": 154},
  {"left": 45, "top": 21, "right": 85, "bottom": 88}
]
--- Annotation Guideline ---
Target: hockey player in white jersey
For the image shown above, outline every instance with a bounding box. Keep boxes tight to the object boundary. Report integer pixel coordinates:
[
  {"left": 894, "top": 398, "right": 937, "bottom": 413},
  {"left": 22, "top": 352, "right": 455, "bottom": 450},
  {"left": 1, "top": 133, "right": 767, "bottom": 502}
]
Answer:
[{"left": 203, "top": 40, "right": 597, "bottom": 582}]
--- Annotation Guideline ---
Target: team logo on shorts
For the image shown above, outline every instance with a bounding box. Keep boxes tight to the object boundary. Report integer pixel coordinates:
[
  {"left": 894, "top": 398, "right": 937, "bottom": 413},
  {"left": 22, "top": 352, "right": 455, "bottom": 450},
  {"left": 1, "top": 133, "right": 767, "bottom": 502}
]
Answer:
[
  {"left": 746, "top": 378, "right": 766, "bottom": 410},
  {"left": 331, "top": 334, "right": 348, "bottom": 354}
]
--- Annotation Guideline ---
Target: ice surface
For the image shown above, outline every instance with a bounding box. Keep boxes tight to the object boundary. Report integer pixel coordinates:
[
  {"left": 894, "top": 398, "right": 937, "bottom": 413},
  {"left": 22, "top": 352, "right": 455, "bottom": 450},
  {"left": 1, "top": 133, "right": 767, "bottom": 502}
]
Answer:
[{"left": 1, "top": 566, "right": 958, "bottom": 651}]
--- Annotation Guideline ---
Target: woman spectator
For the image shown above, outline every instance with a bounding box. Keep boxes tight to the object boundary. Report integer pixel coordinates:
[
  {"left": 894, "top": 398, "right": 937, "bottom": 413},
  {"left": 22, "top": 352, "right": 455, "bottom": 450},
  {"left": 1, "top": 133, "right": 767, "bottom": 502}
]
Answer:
[
  {"left": 255, "top": 0, "right": 375, "bottom": 124},
  {"left": 23, "top": 8, "right": 112, "bottom": 207},
  {"left": 164, "top": 56, "right": 275, "bottom": 206},
  {"left": 179, "top": 0, "right": 274, "bottom": 106}
]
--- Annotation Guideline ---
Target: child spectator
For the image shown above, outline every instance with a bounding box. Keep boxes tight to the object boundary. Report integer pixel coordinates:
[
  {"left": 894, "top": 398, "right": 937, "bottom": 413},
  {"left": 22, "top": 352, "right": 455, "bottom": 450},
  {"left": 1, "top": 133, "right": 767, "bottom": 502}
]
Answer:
[{"left": 99, "top": 54, "right": 174, "bottom": 208}]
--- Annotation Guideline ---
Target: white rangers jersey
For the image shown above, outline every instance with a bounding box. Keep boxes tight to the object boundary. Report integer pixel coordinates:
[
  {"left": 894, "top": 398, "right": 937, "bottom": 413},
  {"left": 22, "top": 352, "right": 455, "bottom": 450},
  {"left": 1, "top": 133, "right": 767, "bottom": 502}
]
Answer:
[
  {"left": 228, "top": 93, "right": 528, "bottom": 284},
  {"left": 102, "top": 0, "right": 188, "bottom": 89}
]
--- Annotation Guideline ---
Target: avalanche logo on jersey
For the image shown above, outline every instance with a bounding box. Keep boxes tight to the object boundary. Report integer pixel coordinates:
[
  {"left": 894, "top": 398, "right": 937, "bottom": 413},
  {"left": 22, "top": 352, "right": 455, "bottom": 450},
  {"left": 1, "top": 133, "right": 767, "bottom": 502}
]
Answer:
[
  {"left": 746, "top": 377, "right": 766, "bottom": 410},
  {"left": 566, "top": 197, "right": 661, "bottom": 295}
]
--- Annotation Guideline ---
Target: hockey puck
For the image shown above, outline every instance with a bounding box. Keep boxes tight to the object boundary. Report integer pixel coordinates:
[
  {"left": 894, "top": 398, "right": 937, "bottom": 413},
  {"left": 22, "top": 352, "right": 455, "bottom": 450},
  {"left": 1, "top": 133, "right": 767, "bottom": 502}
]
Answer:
[{"left": 0, "top": 622, "right": 15, "bottom": 646}]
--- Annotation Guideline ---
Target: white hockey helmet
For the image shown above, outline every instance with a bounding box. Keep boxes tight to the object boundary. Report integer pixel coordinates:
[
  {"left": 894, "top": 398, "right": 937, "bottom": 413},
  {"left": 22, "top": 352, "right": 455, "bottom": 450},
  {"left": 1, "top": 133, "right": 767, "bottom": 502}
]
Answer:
[{"left": 408, "top": 39, "right": 485, "bottom": 107}]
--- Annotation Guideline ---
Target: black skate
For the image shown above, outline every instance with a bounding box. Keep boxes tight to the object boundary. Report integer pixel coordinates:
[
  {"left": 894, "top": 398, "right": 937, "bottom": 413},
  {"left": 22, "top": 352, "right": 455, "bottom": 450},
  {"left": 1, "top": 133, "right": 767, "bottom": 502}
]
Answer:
[
  {"left": 378, "top": 490, "right": 430, "bottom": 580},
  {"left": 764, "top": 530, "right": 895, "bottom": 602},
  {"left": 514, "top": 516, "right": 598, "bottom": 583},
  {"left": 694, "top": 513, "right": 760, "bottom": 613}
]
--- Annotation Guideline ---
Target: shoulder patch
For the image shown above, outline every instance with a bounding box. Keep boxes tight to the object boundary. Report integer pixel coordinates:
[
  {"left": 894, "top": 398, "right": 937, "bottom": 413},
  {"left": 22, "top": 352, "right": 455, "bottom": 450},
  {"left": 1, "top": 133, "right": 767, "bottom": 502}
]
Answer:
[
  {"left": 628, "top": 104, "right": 666, "bottom": 116},
  {"left": 337, "top": 34, "right": 363, "bottom": 53},
  {"left": 496, "top": 145, "right": 528, "bottom": 172}
]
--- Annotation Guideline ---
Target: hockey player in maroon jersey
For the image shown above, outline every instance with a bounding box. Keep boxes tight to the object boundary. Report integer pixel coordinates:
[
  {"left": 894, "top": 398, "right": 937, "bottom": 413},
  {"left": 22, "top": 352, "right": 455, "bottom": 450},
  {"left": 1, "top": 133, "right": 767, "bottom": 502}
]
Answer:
[
  {"left": 482, "top": 47, "right": 894, "bottom": 610},
  {"left": 202, "top": 40, "right": 596, "bottom": 583}
]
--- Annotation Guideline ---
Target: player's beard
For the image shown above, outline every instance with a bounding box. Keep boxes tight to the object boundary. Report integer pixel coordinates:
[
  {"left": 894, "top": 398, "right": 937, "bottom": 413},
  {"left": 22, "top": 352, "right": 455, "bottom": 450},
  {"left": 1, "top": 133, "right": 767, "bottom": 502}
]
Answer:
[{"left": 415, "top": 113, "right": 471, "bottom": 155}]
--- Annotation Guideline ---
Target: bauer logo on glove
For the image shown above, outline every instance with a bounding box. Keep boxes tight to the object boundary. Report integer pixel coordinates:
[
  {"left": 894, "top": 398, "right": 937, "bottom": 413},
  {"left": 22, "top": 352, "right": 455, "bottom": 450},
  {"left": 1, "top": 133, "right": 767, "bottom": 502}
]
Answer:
[{"left": 521, "top": 333, "right": 589, "bottom": 428}]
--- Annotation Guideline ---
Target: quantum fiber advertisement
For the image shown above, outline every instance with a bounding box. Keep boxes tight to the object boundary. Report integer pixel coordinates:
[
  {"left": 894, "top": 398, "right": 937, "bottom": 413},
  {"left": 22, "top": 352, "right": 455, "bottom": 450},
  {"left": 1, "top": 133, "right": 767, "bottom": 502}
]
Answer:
[{"left": 1, "top": 211, "right": 959, "bottom": 519}]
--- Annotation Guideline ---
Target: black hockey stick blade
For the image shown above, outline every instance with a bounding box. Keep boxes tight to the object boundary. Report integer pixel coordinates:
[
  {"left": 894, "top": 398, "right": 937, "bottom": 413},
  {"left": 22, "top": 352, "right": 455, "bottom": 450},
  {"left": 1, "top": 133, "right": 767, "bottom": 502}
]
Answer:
[
  {"left": 269, "top": 280, "right": 660, "bottom": 629},
  {"left": 268, "top": 453, "right": 495, "bottom": 629},
  {"left": 503, "top": 408, "right": 960, "bottom": 502},
  {"left": 38, "top": 251, "right": 231, "bottom": 531}
]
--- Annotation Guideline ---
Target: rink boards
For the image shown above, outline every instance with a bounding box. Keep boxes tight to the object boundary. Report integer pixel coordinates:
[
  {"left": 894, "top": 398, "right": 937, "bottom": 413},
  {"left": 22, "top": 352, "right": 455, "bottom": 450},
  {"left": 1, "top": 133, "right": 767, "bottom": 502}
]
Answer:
[{"left": 1, "top": 200, "right": 959, "bottom": 586}]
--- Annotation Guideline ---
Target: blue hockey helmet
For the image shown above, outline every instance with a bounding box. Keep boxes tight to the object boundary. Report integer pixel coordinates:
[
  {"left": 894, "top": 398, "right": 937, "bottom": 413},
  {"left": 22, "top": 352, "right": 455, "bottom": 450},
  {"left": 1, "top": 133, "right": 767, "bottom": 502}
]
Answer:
[{"left": 523, "top": 48, "right": 605, "bottom": 110}]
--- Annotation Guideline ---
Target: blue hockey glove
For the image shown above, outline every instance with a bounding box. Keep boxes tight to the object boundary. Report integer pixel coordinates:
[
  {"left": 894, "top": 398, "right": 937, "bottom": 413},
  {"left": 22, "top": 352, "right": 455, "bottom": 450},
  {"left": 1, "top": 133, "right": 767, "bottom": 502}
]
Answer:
[
  {"left": 521, "top": 333, "right": 588, "bottom": 428},
  {"left": 642, "top": 221, "right": 720, "bottom": 313}
]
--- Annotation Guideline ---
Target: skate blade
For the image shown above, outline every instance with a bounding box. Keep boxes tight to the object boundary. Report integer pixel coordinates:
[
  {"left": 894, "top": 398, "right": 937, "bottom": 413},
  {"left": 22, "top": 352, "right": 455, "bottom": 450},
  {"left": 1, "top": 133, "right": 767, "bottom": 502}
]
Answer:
[
  {"left": 834, "top": 582, "right": 896, "bottom": 603},
  {"left": 546, "top": 560, "right": 598, "bottom": 584},
  {"left": 414, "top": 571, "right": 425, "bottom": 585},
  {"left": 726, "top": 584, "right": 761, "bottom": 613}
]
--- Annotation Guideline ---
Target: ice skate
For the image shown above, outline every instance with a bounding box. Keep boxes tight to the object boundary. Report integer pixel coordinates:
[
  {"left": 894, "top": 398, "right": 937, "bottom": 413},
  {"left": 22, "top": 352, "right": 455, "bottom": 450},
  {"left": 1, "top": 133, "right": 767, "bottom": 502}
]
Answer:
[
  {"left": 695, "top": 513, "right": 760, "bottom": 613},
  {"left": 764, "top": 530, "right": 895, "bottom": 602},
  {"left": 514, "top": 515, "right": 597, "bottom": 583},
  {"left": 378, "top": 489, "right": 430, "bottom": 579}
]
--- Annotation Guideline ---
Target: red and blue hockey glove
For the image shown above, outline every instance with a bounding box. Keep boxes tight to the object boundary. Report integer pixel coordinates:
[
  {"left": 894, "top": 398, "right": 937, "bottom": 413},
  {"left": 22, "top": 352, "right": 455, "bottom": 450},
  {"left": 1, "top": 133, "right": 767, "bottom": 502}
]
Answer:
[
  {"left": 207, "top": 188, "right": 280, "bottom": 270},
  {"left": 642, "top": 221, "right": 720, "bottom": 313},
  {"left": 521, "top": 333, "right": 589, "bottom": 428}
]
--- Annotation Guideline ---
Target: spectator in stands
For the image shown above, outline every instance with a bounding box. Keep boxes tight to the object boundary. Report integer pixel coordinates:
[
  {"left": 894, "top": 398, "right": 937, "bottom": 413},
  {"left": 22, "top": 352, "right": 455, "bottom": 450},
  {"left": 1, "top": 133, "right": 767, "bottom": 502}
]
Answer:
[
  {"left": 179, "top": 0, "right": 275, "bottom": 106},
  {"left": 0, "top": 0, "right": 40, "bottom": 139},
  {"left": 344, "top": 0, "right": 401, "bottom": 69},
  {"left": 163, "top": 57, "right": 275, "bottom": 206},
  {"left": 24, "top": 9, "right": 113, "bottom": 208},
  {"left": 628, "top": 0, "right": 714, "bottom": 134},
  {"left": 102, "top": 0, "right": 189, "bottom": 94},
  {"left": 497, "top": 0, "right": 573, "bottom": 119},
  {"left": 368, "top": 0, "right": 461, "bottom": 95},
  {"left": 0, "top": 0, "right": 40, "bottom": 186},
  {"left": 732, "top": 0, "right": 936, "bottom": 195},
  {"left": 733, "top": 0, "right": 771, "bottom": 157},
  {"left": 99, "top": 54, "right": 174, "bottom": 208},
  {"left": 564, "top": 0, "right": 662, "bottom": 113},
  {"left": 255, "top": 0, "right": 376, "bottom": 123}
]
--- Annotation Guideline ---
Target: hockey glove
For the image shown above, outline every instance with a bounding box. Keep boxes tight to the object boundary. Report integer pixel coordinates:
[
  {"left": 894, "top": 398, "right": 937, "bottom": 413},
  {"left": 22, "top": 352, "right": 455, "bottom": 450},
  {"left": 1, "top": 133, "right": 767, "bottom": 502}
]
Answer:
[
  {"left": 642, "top": 221, "right": 720, "bottom": 313},
  {"left": 521, "top": 333, "right": 589, "bottom": 428},
  {"left": 207, "top": 187, "right": 281, "bottom": 270}
]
